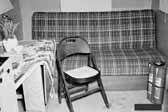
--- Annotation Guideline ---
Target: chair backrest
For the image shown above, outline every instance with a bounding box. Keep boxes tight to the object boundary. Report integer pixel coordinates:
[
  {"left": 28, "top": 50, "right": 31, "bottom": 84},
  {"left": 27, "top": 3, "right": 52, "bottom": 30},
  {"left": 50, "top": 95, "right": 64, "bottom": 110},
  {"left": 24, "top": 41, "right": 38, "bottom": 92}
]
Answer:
[{"left": 56, "top": 36, "right": 90, "bottom": 61}]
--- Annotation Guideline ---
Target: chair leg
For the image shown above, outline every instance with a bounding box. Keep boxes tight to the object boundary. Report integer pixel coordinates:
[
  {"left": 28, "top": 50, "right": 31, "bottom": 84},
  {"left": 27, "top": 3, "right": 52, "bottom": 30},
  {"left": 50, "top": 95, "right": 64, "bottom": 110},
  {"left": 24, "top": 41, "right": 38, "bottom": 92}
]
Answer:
[
  {"left": 64, "top": 84, "right": 75, "bottom": 112},
  {"left": 58, "top": 74, "right": 75, "bottom": 112},
  {"left": 58, "top": 76, "right": 62, "bottom": 104},
  {"left": 85, "top": 84, "right": 89, "bottom": 92},
  {"left": 97, "top": 78, "right": 110, "bottom": 108}
]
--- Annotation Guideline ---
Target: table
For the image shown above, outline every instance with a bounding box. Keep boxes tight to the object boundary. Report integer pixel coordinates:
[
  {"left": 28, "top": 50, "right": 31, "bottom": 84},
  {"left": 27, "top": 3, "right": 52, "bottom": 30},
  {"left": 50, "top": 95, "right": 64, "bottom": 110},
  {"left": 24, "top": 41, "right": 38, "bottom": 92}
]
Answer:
[{"left": 0, "top": 40, "right": 56, "bottom": 112}]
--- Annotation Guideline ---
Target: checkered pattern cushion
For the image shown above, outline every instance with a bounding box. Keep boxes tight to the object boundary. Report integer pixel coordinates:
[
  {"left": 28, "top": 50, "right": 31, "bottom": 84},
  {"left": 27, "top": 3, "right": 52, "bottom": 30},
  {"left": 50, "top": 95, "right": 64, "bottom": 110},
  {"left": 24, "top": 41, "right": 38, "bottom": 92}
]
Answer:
[
  {"left": 62, "top": 49, "right": 165, "bottom": 76},
  {"left": 32, "top": 9, "right": 156, "bottom": 50},
  {"left": 32, "top": 10, "right": 166, "bottom": 76}
]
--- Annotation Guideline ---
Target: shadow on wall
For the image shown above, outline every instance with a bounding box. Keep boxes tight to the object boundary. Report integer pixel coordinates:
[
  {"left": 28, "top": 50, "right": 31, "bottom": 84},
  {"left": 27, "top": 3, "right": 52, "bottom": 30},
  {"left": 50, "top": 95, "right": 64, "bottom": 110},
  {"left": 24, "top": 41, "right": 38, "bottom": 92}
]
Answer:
[
  {"left": 3, "top": 0, "right": 23, "bottom": 40},
  {"left": 156, "top": 10, "right": 168, "bottom": 57},
  {"left": 19, "top": 0, "right": 61, "bottom": 40}
]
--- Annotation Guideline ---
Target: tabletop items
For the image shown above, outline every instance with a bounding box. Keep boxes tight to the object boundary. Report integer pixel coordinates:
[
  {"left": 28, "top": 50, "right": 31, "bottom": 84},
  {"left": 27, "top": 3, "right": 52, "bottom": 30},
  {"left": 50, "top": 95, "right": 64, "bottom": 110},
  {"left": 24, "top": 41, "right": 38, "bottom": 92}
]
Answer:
[{"left": 0, "top": 39, "right": 56, "bottom": 81}]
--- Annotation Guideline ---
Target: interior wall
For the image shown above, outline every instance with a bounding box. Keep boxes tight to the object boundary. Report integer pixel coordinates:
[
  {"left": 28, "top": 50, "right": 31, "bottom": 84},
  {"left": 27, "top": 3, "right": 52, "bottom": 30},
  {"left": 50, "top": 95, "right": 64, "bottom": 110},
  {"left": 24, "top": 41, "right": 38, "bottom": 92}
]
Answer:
[
  {"left": 19, "top": 0, "right": 61, "bottom": 40},
  {"left": 151, "top": 0, "right": 159, "bottom": 10},
  {"left": 151, "top": 0, "right": 168, "bottom": 57},
  {"left": 156, "top": 11, "right": 168, "bottom": 57},
  {"left": 112, "top": 0, "right": 151, "bottom": 10},
  {"left": 61, "top": 0, "right": 112, "bottom": 12},
  {"left": 19, "top": 0, "right": 152, "bottom": 40}
]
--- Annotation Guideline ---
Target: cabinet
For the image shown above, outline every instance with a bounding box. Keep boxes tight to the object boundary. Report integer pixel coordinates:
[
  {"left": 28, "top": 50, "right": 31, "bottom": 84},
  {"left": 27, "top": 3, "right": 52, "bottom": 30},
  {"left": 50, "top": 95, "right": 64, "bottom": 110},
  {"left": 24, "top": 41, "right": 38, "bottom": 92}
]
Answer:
[
  {"left": 0, "top": 57, "right": 50, "bottom": 112},
  {"left": 22, "top": 63, "right": 46, "bottom": 112},
  {"left": 0, "top": 57, "right": 18, "bottom": 112}
]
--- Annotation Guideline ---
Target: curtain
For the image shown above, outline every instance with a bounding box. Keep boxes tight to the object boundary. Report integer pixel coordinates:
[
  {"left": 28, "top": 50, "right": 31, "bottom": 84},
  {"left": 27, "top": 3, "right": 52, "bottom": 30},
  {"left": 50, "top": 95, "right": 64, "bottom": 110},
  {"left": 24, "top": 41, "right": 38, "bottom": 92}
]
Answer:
[
  {"left": 112, "top": 0, "right": 151, "bottom": 11},
  {"left": 61, "top": 0, "right": 111, "bottom": 12},
  {"left": 160, "top": 0, "right": 168, "bottom": 13},
  {"left": 61, "top": 0, "right": 151, "bottom": 12}
]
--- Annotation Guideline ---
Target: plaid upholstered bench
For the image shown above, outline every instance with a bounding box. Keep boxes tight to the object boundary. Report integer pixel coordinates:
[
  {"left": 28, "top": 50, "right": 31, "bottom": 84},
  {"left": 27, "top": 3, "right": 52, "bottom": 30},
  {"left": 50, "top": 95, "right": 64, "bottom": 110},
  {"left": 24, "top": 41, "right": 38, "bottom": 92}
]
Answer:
[{"left": 32, "top": 9, "right": 166, "bottom": 90}]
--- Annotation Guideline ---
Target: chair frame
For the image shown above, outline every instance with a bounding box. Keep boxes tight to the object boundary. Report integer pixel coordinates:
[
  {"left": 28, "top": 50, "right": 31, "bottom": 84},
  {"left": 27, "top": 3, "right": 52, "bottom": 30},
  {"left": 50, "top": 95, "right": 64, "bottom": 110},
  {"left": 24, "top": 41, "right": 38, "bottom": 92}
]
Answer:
[{"left": 56, "top": 36, "right": 109, "bottom": 112}]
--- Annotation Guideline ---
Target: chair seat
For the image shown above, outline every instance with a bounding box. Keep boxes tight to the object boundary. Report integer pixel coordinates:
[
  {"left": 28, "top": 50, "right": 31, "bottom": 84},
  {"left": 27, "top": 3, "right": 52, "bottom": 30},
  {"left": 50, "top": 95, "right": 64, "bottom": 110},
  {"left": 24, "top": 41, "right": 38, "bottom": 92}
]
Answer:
[{"left": 65, "top": 66, "right": 98, "bottom": 79}]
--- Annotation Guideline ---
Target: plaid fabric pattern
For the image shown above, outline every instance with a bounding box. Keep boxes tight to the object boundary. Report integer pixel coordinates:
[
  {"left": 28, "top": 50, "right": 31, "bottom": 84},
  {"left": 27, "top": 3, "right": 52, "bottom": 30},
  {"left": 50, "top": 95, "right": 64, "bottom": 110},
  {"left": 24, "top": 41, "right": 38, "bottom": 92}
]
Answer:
[
  {"left": 32, "top": 10, "right": 166, "bottom": 76},
  {"left": 32, "top": 10, "right": 156, "bottom": 50},
  {"left": 62, "top": 49, "right": 166, "bottom": 76}
]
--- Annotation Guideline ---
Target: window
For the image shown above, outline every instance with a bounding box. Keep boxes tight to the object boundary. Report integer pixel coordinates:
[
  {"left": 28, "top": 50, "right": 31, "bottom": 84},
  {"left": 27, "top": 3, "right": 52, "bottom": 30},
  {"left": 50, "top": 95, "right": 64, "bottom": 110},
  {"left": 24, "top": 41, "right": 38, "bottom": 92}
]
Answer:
[
  {"left": 61, "top": 0, "right": 151, "bottom": 12},
  {"left": 112, "top": 0, "right": 151, "bottom": 11},
  {"left": 160, "top": 0, "right": 168, "bottom": 13},
  {"left": 61, "top": 0, "right": 111, "bottom": 12}
]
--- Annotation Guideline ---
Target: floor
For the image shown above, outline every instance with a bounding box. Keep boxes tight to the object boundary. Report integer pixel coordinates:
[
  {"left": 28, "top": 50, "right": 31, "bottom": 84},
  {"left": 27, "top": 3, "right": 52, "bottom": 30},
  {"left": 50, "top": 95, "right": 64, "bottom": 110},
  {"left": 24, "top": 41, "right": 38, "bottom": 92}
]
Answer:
[{"left": 19, "top": 90, "right": 163, "bottom": 112}]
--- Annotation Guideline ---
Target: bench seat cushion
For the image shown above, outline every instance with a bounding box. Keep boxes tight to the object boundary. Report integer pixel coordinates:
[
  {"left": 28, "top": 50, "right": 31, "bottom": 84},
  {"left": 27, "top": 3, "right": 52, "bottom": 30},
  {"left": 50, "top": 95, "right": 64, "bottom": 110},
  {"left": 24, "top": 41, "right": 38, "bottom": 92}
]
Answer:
[{"left": 62, "top": 48, "right": 166, "bottom": 76}]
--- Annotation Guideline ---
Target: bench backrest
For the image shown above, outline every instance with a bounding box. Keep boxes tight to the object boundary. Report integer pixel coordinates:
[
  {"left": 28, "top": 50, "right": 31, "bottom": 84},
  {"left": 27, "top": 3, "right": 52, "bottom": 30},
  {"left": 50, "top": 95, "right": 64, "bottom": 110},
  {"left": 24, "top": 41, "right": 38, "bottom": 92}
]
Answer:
[{"left": 32, "top": 10, "right": 156, "bottom": 50}]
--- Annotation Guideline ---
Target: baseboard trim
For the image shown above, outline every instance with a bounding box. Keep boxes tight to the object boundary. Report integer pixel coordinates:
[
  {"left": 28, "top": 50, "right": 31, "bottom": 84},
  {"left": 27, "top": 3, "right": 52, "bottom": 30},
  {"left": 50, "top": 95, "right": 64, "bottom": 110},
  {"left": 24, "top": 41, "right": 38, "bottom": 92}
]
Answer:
[
  {"left": 53, "top": 75, "right": 148, "bottom": 91},
  {"left": 101, "top": 75, "right": 148, "bottom": 91}
]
